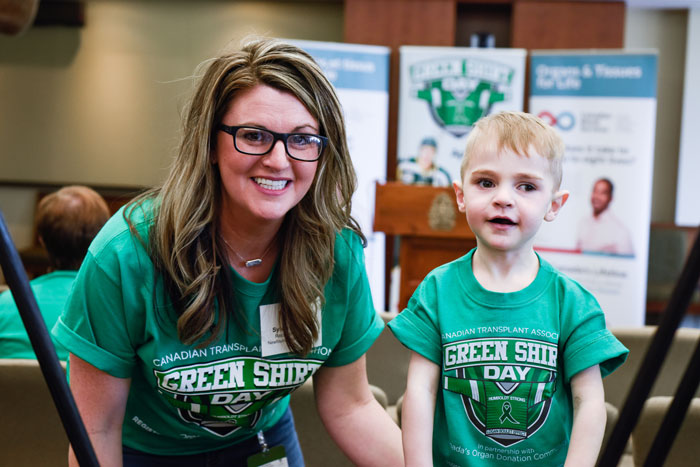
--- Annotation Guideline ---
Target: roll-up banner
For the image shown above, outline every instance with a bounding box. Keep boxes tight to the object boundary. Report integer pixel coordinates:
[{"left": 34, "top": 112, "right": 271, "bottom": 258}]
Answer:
[
  {"left": 397, "top": 46, "right": 527, "bottom": 186},
  {"left": 530, "top": 51, "right": 658, "bottom": 327},
  {"left": 292, "top": 40, "right": 390, "bottom": 312}
]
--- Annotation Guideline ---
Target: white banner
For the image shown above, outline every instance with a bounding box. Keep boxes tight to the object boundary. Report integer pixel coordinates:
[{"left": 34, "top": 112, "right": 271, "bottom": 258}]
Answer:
[
  {"left": 530, "top": 51, "right": 658, "bottom": 327},
  {"left": 675, "top": 9, "right": 700, "bottom": 227},
  {"left": 292, "top": 40, "right": 390, "bottom": 311},
  {"left": 397, "top": 46, "right": 526, "bottom": 186}
]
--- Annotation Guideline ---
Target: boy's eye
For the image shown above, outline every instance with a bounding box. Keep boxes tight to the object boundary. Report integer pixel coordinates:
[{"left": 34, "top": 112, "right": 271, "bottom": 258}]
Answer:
[
  {"left": 477, "top": 179, "right": 494, "bottom": 188},
  {"left": 519, "top": 183, "right": 537, "bottom": 192}
]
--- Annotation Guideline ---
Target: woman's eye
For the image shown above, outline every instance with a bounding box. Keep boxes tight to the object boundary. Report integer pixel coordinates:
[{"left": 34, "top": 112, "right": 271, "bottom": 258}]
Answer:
[
  {"left": 241, "top": 130, "right": 269, "bottom": 144},
  {"left": 289, "top": 134, "right": 313, "bottom": 147}
]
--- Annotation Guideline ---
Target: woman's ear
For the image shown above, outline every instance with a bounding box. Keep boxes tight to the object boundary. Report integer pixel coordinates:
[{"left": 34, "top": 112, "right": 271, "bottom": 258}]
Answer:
[{"left": 544, "top": 190, "right": 569, "bottom": 222}]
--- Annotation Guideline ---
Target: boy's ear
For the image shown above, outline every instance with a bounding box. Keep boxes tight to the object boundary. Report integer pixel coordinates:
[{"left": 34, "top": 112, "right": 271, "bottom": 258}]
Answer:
[
  {"left": 544, "top": 190, "right": 569, "bottom": 222},
  {"left": 453, "top": 180, "right": 466, "bottom": 213}
]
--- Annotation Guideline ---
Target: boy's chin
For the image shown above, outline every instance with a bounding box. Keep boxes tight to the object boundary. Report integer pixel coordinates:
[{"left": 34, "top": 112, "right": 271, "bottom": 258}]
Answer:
[{"left": 476, "top": 239, "right": 534, "bottom": 254}]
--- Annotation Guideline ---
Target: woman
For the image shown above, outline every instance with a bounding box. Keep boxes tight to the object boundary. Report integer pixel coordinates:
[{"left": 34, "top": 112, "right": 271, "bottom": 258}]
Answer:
[{"left": 53, "top": 37, "right": 403, "bottom": 466}]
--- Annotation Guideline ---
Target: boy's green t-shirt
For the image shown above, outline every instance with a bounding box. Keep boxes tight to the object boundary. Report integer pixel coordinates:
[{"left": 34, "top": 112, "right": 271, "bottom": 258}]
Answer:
[
  {"left": 389, "top": 249, "right": 628, "bottom": 466},
  {"left": 52, "top": 201, "right": 383, "bottom": 455}
]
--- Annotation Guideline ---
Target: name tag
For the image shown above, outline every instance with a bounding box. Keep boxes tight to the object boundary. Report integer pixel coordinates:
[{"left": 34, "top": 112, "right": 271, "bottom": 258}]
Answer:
[
  {"left": 260, "top": 302, "right": 322, "bottom": 357},
  {"left": 247, "top": 445, "right": 288, "bottom": 467}
]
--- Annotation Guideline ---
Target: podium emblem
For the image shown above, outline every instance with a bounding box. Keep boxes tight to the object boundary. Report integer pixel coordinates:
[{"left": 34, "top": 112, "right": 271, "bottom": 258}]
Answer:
[{"left": 428, "top": 192, "right": 456, "bottom": 231}]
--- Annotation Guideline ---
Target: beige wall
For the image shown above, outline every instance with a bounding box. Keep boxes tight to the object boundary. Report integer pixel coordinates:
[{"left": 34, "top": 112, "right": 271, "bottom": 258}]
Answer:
[
  {"left": 0, "top": 1, "right": 344, "bottom": 250},
  {"left": 0, "top": 1, "right": 344, "bottom": 188}
]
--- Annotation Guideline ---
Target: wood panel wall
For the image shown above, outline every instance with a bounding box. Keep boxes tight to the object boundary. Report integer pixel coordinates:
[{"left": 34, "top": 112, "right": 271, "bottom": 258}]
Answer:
[
  {"left": 344, "top": 0, "right": 457, "bottom": 182},
  {"left": 511, "top": 1, "right": 625, "bottom": 50}
]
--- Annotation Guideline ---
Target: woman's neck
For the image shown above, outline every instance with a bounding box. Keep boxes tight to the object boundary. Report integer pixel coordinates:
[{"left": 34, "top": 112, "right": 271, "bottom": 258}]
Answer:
[{"left": 218, "top": 217, "right": 282, "bottom": 283}]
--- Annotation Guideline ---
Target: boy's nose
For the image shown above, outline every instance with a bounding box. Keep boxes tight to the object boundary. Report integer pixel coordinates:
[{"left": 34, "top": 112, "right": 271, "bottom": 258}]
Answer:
[{"left": 492, "top": 186, "right": 514, "bottom": 207}]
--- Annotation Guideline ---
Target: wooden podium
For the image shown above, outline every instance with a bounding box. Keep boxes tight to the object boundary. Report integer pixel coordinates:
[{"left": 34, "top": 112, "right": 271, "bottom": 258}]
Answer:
[{"left": 374, "top": 182, "right": 476, "bottom": 310}]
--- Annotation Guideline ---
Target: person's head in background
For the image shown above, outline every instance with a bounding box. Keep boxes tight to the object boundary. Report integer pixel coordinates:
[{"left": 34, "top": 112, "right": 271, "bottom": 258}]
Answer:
[
  {"left": 36, "top": 185, "right": 110, "bottom": 271},
  {"left": 591, "top": 178, "right": 613, "bottom": 218},
  {"left": 417, "top": 137, "right": 438, "bottom": 171}
]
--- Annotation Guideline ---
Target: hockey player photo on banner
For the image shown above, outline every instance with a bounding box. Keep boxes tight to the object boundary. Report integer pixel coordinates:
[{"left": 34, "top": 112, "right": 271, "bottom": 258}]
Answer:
[{"left": 397, "top": 46, "right": 526, "bottom": 187}]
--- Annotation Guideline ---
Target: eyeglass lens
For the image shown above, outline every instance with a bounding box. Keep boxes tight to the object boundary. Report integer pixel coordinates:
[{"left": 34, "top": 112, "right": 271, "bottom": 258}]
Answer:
[{"left": 235, "top": 127, "right": 322, "bottom": 161}]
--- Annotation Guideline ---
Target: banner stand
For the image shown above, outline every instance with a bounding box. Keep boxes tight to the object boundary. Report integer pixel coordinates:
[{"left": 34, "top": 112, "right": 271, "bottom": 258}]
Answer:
[
  {"left": 0, "top": 211, "right": 99, "bottom": 467},
  {"left": 598, "top": 227, "right": 700, "bottom": 466}
]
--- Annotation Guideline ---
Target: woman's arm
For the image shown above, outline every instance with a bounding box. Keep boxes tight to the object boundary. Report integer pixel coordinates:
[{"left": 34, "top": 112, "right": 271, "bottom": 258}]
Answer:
[
  {"left": 402, "top": 351, "right": 440, "bottom": 467},
  {"left": 68, "top": 353, "right": 131, "bottom": 467},
  {"left": 564, "top": 364, "right": 606, "bottom": 467},
  {"left": 313, "top": 355, "right": 403, "bottom": 466}
]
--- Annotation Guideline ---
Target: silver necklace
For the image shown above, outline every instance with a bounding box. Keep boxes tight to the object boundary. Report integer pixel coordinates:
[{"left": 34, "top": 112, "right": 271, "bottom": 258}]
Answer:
[{"left": 221, "top": 235, "right": 276, "bottom": 268}]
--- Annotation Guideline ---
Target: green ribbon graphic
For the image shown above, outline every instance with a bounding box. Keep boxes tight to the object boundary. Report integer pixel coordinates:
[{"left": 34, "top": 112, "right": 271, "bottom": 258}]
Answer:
[{"left": 499, "top": 401, "right": 519, "bottom": 425}]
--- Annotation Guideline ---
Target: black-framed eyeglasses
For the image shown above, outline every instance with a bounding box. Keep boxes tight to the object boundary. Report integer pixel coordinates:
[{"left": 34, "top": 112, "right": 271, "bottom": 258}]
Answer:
[{"left": 219, "top": 125, "right": 327, "bottom": 162}]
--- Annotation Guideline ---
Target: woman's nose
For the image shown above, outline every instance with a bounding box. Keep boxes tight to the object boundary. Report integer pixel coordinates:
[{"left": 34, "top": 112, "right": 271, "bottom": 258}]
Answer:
[{"left": 261, "top": 140, "right": 290, "bottom": 169}]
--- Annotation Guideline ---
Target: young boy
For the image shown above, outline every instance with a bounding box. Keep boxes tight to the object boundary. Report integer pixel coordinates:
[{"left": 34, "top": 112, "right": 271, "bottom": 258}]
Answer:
[{"left": 388, "top": 111, "right": 628, "bottom": 466}]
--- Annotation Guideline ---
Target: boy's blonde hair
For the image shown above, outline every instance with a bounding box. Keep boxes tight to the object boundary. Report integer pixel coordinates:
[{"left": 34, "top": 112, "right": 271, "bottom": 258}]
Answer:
[{"left": 460, "top": 111, "right": 565, "bottom": 189}]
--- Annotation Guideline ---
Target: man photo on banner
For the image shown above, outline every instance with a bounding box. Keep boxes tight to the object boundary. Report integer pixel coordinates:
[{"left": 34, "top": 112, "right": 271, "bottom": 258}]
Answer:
[
  {"left": 576, "top": 177, "right": 634, "bottom": 257},
  {"left": 397, "top": 137, "right": 452, "bottom": 187}
]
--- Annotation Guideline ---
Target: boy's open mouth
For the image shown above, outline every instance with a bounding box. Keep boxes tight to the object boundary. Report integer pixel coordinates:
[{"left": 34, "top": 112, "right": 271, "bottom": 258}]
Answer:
[{"left": 489, "top": 217, "right": 516, "bottom": 225}]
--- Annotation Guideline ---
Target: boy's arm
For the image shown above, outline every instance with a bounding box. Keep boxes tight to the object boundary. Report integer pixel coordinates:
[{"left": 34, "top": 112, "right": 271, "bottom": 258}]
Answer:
[
  {"left": 403, "top": 351, "right": 440, "bottom": 467},
  {"left": 564, "top": 364, "right": 606, "bottom": 467}
]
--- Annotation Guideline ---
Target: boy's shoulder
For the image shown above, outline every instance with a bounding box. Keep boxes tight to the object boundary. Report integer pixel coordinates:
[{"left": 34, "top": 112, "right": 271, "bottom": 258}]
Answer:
[
  {"left": 412, "top": 250, "right": 474, "bottom": 296},
  {"left": 426, "top": 249, "right": 473, "bottom": 279},
  {"left": 537, "top": 254, "right": 599, "bottom": 301}
]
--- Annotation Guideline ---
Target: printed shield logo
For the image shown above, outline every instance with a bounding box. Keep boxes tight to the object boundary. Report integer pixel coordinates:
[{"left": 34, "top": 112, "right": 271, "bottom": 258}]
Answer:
[
  {"left": 409, "top": 57, "right": 515, "bottom": 136},
  {"left": 153, "top": 356, "right": 322, "bottom": 437},
  {"left": 448, "top": 367, "right": 555, "bottom": 447},
  {"left": 443, "top": 337, "right": 558, "bottom": 447}
]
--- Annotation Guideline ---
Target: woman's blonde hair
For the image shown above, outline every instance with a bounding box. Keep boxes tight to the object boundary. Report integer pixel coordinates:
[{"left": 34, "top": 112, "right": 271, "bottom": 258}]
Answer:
[
  {"left": 460, "top": 111, "right": 565, "bottom": 189},
  {"left": 129, "top": 37, "right": 361, "bottom": 354}
]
